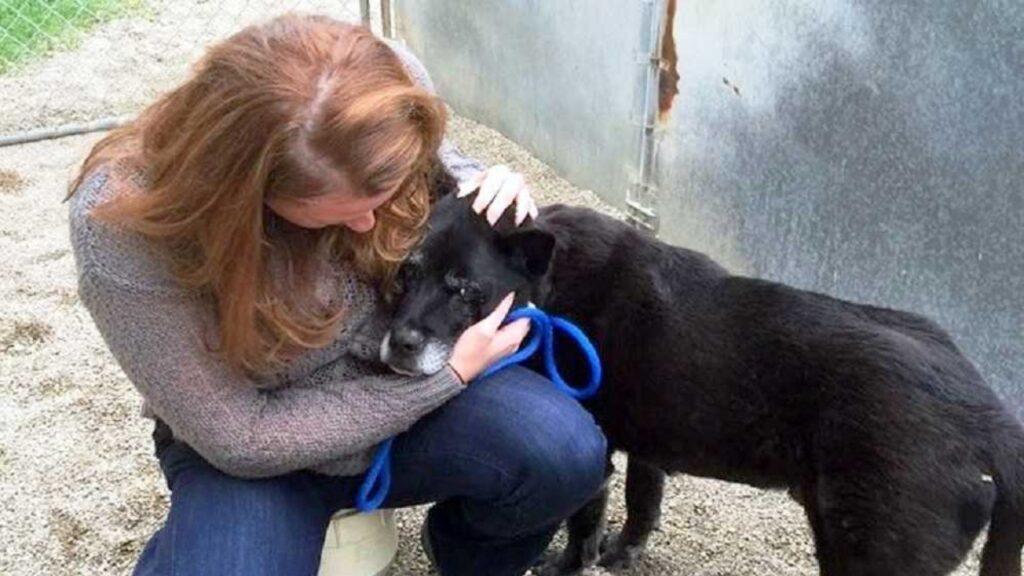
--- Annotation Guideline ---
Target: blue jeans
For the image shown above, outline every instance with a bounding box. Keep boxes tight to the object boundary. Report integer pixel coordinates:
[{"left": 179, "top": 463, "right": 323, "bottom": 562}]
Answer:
[{"left": 132, "top": 367, "right": 607, "bottom": 576}]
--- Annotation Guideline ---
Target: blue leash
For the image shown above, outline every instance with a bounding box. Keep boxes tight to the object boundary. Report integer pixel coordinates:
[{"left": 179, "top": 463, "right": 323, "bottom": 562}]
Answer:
[{"left": 355, "top": 307, "right": 603, "bottom": 512}]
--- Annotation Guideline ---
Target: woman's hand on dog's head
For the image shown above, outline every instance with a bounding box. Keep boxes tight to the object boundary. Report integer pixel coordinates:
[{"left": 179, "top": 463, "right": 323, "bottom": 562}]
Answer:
[
  {"left": 457, "top": 165, "right": 539, "bottom": 227},
  {"left": 447, "top": 292, "right": 531, "bottom": 383}
]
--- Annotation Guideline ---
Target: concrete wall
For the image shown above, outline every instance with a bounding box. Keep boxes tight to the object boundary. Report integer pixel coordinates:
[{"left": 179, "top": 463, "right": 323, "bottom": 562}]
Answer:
[{"left": 395, "top": 0, "right": 1024, "bottom": 416}]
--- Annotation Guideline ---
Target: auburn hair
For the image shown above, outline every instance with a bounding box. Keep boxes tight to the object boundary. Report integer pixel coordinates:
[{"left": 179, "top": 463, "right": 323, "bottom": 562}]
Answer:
[{"left": 67, "top": 14, "right": 447, "bottom": 373}]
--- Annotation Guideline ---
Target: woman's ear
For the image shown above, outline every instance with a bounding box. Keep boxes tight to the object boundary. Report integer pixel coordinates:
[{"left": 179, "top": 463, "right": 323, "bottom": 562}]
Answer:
[{"left": 496, "top": 227, "right": 556, "bottom": 279}]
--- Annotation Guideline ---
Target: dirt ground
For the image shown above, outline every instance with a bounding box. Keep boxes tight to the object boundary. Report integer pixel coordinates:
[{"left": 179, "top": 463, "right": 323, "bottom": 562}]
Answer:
[{"left": 0, "top": 1, "right": 986, "bottom": 575}]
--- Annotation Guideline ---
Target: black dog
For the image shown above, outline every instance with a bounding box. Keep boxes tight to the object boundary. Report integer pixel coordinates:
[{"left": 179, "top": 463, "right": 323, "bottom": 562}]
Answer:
[{"left": 381, "top": 193, "right": 1024, "bottom": 576}]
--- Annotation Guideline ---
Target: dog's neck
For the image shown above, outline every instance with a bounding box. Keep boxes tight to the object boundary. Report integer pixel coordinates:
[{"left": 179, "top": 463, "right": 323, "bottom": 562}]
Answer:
[{"left": 529, "top": 221, "right": 615, "bottom": 321}]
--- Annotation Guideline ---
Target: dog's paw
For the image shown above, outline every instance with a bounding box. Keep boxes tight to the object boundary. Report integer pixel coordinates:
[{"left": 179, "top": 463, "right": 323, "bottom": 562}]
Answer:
[
  {"left": 597, "top": 531, "right": 646, "bottom": 571},
  {"left": 532, "top": 549, "right": 584, "bottom": 576}
]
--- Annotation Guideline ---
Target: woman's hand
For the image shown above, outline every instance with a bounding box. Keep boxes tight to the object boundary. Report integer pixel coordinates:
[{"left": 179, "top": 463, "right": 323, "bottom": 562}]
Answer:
[
  {"left": 447, "top": 292, "right": 531, "bottom": 383},
  {"left": 457, "top": 165, "right": 539, "bottom": 226}
]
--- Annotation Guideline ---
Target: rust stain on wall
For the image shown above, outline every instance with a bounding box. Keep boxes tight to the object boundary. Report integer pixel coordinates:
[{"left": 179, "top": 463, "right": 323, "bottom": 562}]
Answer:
[{"left": 658, "top": 0, "right": 680, "bottom": 123}]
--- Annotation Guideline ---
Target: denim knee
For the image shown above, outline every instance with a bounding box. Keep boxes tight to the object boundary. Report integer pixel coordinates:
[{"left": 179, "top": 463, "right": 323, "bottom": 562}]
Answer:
[
  {"left": 138, "top": 444, "right": 332, "bottom": 576},
  {"left": 466, "top": 367, "right": 608, "bottom": 532}
]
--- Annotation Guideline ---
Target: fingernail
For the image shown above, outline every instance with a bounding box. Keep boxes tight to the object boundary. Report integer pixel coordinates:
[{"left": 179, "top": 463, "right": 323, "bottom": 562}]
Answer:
[{"left": 492, "top": 202, "right": 509, "bottom": 224}]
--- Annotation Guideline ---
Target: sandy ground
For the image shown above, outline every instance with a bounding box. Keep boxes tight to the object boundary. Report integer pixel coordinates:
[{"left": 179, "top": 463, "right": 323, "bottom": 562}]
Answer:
[
  {"left": 0, "top": 0, "right": 373, "bottom": 135},
  {"left": 0, "top": 2, "right": 987, "bottom": 575}
]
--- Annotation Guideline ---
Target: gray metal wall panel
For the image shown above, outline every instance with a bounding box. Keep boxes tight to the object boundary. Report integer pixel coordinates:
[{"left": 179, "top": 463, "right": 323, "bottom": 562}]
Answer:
[
  {"left": 657, "top": 0, "right": 1023, "bottom": 414},
  {"left": 395, "top": 0, "right": 645, "bottom": 207}
]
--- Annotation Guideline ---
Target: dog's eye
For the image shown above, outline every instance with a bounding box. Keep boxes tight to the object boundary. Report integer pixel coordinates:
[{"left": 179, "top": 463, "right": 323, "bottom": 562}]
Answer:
[
  {"left": 460, "top": 284, "right": 484, "bottom": 304},
  {"left": 444, "top": 271, "right": 463, "bottom": 292},
  {"left": 444, "top": 272, "right": 483, "bottom": 304}
]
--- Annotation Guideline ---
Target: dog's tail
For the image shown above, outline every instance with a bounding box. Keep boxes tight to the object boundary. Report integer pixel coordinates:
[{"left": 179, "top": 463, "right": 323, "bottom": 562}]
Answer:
[{"left": 981, "top": 418, "right": 1024, "bottom": 576}]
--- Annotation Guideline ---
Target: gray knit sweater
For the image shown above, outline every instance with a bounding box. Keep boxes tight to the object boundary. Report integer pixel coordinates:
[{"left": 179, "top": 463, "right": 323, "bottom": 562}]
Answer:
[{"left": 69, "top": 42, "right": 482, "bottom": 479}]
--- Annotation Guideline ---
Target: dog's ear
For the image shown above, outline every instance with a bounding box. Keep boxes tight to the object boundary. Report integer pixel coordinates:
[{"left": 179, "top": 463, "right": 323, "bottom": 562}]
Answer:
[
  {"left": 496, "top": 227, "right": 556, "bottom": 278},
  {"left": 427, "top": 157, "right": 459, "bottom": 201}
]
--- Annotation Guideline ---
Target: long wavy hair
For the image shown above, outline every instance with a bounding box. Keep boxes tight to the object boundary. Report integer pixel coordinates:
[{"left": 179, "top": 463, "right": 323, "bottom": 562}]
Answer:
[{"left": 67, "top": 14, "right": 447, "bottom": 373}]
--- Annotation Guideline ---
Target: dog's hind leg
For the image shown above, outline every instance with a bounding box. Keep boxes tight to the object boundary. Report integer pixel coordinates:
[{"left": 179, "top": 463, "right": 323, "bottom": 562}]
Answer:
[
  {"left": 533, "top": 485, "right": 610, "bottom": 576},
  {"left": 599, "top": 456, "right": 666, "bottom": 570},
  {"left": 802, "top": 472, "right": 970, "bottom": 576},
  {"left": 798, "top": 480, "right": 842, "bottom": 575},
  {"left": 801, "top": 477, "right": 909, "bottom": 576},
  {"left": 980, "top": 492, "right": 1024, "bottom": 576},
  {"left": 980, "top": 430, "right": 1024, "bottom": 576}
]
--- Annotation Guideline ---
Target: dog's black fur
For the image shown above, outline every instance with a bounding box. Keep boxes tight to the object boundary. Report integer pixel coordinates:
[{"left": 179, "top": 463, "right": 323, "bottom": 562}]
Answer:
[{"left": 382, "top": 192, "right": 1024, "bottom": 576}]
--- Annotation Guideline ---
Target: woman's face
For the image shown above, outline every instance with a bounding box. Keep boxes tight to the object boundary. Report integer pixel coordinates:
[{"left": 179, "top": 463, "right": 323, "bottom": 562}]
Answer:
[{"left": 266, "top": 170, "right": 396, "bottom": 233}]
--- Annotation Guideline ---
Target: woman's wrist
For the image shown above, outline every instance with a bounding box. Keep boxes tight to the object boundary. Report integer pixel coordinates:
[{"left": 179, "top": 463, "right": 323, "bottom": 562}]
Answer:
[{"left": 446, "top": 362, "right": 468, "bottom": 386}]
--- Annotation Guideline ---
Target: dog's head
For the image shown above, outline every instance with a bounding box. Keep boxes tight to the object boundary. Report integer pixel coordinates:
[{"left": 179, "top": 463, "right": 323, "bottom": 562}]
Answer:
[{"left": 380, "top": 194, "right": 555, "bottom": 375}]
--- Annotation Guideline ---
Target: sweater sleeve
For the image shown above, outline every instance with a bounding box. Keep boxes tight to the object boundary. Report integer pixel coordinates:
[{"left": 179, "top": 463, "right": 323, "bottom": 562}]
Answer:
[
  {"left": 387, "top": 39, "right": 485, "bottom": 184},
  {"left": 70, "top": 174, "right": 464, "bottom": 478}
]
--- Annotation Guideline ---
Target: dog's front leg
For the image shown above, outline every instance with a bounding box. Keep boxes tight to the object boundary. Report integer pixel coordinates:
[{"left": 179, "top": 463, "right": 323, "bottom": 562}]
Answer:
[
  {"left": 532, "top": 450, "right": 614, "bottom": 576},
  {"left": 534, "top": 485, "right": 610, "bottom": 576},
  {"left": 599, "top": 456, "right": 666, "bottom": 570}
]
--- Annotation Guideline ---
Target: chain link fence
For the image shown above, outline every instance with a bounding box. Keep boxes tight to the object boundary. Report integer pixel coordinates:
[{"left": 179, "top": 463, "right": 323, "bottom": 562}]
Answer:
[
  {"left": 0, "top": 0, "right": 390, "bottom": 146},
  {"left": 0, "top": 0, "right": 140, "bottom": 72}
]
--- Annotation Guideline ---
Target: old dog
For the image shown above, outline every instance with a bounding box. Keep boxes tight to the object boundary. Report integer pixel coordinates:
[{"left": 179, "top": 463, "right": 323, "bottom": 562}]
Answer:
[{"left": 381, "top": 192, "right": 1024, "bottom": 576}]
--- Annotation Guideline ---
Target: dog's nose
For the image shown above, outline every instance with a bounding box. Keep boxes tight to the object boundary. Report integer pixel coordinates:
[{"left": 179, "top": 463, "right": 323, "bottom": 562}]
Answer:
[{"left": 391, "top": 327, "right": 425, "bottom": 355}]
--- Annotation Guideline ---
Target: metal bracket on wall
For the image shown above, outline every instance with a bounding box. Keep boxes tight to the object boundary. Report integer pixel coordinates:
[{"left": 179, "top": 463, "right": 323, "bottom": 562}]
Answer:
[
  {"left": 626, "top": 0, "right": 666, "bottom": 235},
  {"left": 363, "top": 0, "right": 394, "bottom": 37},
  {"left": 380, "top": 0, "right": 393, "bottom": 38},
  {"left": 626, "top": 110, "right": 662, "bottom": 234},
  {"left": 626, "top": 180, "right": 659, "bottom": 232}
]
